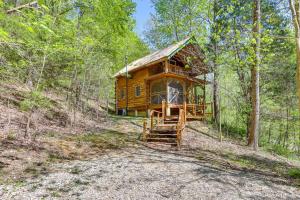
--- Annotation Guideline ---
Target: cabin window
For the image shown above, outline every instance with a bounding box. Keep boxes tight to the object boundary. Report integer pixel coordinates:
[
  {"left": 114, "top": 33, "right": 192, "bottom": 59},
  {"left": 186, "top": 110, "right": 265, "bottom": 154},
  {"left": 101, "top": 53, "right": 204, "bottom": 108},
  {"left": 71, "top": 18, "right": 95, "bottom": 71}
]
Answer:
[
  {"left": 168, "top": 79, "right": 184, "bottom": 104},
  {"left": 150, "top": 80, "right": 166, "bottom": 104},
  {"left": 135, "top": 85, "right": 141, "bottom": 97},
  {"left": 120, "top": 88, "right": 125, "bottom": 99}
]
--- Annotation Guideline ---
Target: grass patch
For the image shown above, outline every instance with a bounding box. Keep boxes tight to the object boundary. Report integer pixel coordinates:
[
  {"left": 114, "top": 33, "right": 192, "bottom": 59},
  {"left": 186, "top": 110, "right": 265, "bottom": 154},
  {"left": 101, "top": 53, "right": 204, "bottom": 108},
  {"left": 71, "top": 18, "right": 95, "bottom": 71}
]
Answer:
[
  {"left": 288, "top": 168, "right": 300, "bottom": 179},
  {"left": 264, "top": 144, "right": 293, "bottom": 158},
  {"left": 51, "top": 191, "right": 61, "bottom": 197},
  {"left": 47, "top": 152, "right": 69, "bottom": 162},
  {"left": 220, "top": 152, "right": 300, "bottom": 186},
  {"left": 232, "top": 157, "right": 256, "bottom": 168},
  {"left": 219, "top": 152, "right": 257, "bottom": 169},
  {"left": 75, "top": 130, "right": 134, "bottom": 149},
  {"left": 109, "top": 114, "right": 146, "bottom": 123},
  {"left": 6, "top": 133, "right": 16, "bottom": 141},
  {"left": 201, "top": 151, "right": 291, "bottom": 178}
]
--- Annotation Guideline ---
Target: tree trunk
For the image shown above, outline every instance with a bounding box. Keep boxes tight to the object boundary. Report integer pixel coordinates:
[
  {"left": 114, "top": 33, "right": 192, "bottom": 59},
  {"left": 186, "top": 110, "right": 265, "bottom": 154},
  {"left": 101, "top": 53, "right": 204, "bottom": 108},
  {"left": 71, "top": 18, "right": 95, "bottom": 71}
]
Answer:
[
  {"left": 213, "top": 61, "right": 219, "bottom": 124},
  {"left": 289, "top": 0, "right": 300, "bottom": 113},
  {"left": 248, "top": 0, "right": 261, "bottom": 150},
  {"left": 212, "top": 0, "right": 219, "bottom": 124},
  {"left": 296, "top": 38, "right": 300, "bottom": 112}
]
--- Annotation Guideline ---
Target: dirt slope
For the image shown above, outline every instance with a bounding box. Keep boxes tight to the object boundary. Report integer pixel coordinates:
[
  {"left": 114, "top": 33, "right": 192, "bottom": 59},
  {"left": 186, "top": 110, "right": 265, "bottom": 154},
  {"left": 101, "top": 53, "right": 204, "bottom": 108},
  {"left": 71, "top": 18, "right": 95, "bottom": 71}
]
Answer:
[
  {"left": 1, "top": 82, "right": 300, "bottom": 199},
  {"left": 1, "top": 120, "right": 300, "bottom": 199}
]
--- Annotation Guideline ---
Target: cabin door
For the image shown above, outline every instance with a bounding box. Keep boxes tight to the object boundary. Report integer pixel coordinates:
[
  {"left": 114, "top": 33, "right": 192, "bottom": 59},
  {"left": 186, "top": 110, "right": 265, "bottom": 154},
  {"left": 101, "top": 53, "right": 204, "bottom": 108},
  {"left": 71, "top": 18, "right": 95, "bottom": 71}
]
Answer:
[{"left": 167, "top": 79, "right": 184, "bottom": 104}]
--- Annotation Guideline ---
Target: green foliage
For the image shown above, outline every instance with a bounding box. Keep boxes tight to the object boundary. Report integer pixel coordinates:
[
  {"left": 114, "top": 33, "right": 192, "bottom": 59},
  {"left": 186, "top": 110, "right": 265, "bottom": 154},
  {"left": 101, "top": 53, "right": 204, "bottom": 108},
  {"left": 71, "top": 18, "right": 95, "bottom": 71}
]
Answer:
[
  {"left": 6, "top": 132, "right": 16, "bottom": 141},
  {"left": 288, "top": 168, "right": 300, "bottom": 179},
  {"left": 147, "top": 0, "right": 300, "bottom": 158},
  {"left": 1, "top": 0, "right": 148, "bottom": 101},
  {"left": 75, "top": 131, "right": 133, "bottom": 149},
  {"left": 265, "top": 144, "right": 293, "bottom": 158},
  {"left": 2, "top": 0, "right": 300, "bottom": 159},
  {"left": 20, "top": 91, "right": 51, "bottom": 111}
]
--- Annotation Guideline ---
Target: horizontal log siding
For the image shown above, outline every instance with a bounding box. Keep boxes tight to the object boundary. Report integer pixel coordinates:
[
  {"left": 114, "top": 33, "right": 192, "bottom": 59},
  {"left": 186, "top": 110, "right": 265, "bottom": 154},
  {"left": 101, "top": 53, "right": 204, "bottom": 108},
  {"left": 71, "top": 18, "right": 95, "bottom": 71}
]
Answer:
[{"left": 116, "top": 68, "right": 149, "bottom": 110}]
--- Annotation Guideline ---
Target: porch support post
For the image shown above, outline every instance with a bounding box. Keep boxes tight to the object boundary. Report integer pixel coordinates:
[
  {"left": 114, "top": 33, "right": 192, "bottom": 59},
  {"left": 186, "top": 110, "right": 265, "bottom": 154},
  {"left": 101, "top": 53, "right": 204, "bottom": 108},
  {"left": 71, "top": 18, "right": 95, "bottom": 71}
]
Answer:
[
  {"left": 184, "top": 101, "right": 187, "bottom": 122},
  {"left": 165, "top": 78, "right": 170, "bottom": 116},
  {"left": 162, "top": 100, "right": 166, "bottom": 120},
  {"left": 147, "top": 109, "right": 151, "bottom": 117},
  {"left": 166, "top": 104, "right": 171, "bottom": 116},
  {"left": 165, "top": 59, "right": 169, "bottom": 73}
]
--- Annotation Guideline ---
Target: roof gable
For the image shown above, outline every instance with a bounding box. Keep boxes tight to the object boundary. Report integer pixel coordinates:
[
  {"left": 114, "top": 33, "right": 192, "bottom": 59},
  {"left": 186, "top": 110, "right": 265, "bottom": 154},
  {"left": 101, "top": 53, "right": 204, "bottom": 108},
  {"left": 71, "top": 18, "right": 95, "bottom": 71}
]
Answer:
[{"left": 114, "top": 37, "right": 197, "bottom": 77}]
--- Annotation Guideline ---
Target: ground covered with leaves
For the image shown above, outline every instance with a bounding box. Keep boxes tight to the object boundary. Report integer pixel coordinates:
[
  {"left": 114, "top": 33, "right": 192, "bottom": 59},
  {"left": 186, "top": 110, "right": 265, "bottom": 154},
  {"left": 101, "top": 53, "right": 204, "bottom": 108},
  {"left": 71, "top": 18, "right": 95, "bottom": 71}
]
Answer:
[
  {"left": 1, "top": 83, "right": 300, "bottom": 199},
  {"left": 1, "top": 120, "right": 300, "bottom": 199}
]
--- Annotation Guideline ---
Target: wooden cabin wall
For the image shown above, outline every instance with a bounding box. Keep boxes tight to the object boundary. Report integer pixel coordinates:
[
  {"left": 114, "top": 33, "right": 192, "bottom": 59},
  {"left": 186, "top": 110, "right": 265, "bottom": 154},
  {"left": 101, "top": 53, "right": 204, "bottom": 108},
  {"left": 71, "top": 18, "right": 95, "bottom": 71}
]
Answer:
[{"left": 116, "top": 68, "right": 149, "bottom": 114}]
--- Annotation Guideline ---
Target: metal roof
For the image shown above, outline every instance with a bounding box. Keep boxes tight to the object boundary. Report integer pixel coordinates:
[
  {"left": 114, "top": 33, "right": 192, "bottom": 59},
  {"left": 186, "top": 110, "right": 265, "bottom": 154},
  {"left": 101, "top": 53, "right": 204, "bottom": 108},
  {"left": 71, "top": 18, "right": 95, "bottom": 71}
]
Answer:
[{"left": 114, "top": 37, "right": 195, "bottom": 77}]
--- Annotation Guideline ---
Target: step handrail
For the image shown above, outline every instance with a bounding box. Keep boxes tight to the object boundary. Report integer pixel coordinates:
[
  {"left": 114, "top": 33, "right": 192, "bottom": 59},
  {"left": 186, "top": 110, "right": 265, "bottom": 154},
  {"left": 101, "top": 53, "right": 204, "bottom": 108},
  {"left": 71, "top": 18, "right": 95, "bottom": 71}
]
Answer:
[
  {"left": 150, "top": 110, "right": 163, "bottom": 130},
  {"left": 142, "top": 120, "right": 149, "bottom": 141},
  {"left": 176, "top": 109, "right": 186, "bottom": 148}
]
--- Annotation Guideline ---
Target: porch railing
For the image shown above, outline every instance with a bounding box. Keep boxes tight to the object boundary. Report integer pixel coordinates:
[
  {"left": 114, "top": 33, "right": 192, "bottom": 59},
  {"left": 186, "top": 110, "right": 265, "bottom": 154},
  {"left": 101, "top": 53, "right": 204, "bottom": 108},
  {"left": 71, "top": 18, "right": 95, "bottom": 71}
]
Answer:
[{"left": 168, "top": 64, "right": 191, "bottom": 76}]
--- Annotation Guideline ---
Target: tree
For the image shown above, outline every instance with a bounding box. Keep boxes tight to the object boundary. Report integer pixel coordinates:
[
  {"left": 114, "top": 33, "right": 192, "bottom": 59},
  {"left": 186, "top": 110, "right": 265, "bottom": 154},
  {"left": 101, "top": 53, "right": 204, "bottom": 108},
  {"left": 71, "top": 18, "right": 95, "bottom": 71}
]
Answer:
[
  {"left": 0, "top": 0, "right": 149, "bottom": 133},
  {"left": 289, "top": 0, "right": 300, "bottom": 113},
  {"left": 211, "top": 0, "right": 220, "bottom": 124},
  {"left": 248, "top": 0, "right": 261, "bottom": 150}
]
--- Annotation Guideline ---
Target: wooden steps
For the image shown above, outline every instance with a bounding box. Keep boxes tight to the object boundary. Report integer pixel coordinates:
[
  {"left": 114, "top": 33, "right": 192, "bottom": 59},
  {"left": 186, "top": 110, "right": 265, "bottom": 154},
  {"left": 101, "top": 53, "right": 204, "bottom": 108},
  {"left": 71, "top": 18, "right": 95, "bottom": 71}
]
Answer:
[
  {"left": 146, "top": 142, "right": 178, "bottom": 147},
  {"left": 142, "top": 107, "right": 186, "bottom": 148},
  {"left": 153, "top": 124, "right": 177, "bottom": 132},
  {"left": 146, "top": 131, "right": 177, "bottom": 143}
]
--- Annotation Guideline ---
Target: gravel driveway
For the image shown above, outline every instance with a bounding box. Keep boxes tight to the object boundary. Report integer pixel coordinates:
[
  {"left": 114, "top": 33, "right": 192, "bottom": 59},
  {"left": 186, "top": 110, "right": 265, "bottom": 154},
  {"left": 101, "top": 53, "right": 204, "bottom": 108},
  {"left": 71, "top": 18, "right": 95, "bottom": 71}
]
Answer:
[{"left": 1, "top": 145, "right": 300, "bottom": 200}]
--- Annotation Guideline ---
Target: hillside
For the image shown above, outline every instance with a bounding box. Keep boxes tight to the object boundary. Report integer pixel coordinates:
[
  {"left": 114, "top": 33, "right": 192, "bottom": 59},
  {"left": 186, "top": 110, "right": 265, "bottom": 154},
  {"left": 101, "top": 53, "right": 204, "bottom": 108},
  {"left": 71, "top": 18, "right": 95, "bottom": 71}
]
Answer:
[{"left": 1, "top": 83, "right": 300, "bottom": 199}]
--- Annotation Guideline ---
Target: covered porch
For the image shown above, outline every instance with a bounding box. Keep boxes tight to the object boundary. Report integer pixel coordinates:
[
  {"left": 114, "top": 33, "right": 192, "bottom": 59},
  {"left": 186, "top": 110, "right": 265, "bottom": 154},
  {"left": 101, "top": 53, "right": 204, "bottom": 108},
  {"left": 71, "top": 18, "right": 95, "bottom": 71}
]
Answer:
[{"left": 146, "top": 73, "right": 213, "bottom": 120}]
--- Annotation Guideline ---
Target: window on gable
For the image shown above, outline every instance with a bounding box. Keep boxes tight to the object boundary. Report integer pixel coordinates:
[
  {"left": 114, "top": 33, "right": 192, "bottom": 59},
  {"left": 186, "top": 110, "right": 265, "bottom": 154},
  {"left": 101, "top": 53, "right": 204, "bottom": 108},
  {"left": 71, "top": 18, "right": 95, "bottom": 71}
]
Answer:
[{"left": 135, "top": 85, "right": 141, "bottom": 97}]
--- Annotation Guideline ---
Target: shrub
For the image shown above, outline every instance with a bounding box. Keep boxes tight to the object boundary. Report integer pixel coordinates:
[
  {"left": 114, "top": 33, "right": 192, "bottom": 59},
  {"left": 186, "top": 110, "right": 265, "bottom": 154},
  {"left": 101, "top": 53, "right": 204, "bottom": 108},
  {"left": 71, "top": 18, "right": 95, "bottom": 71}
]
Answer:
[
  {"left": 288, "top": 168, "right": 300, "bottom": 179},
  {"left": 269, "top": 145, "right": 292, "bottom": 157},
  {"left": 20, "top": 91, "right": 51, "bottom": 111}
]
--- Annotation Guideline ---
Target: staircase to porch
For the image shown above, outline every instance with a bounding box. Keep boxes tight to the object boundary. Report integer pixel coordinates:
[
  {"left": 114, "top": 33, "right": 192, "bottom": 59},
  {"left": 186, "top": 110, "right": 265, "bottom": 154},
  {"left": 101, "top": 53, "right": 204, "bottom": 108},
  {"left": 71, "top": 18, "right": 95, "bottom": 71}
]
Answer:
[
  {"left": 142, "top": 99, "right": 213, "bottom": 147},
  {"left": 142, "top": 106, "right": 185, "bottom": 148}
]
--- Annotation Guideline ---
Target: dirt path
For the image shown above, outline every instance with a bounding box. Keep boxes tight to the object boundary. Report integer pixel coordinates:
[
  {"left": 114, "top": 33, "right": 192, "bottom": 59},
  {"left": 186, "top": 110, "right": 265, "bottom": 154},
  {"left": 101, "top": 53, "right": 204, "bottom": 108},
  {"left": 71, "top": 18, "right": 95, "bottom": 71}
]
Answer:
[
  {"left": 1, "top": 148, "right": 300, "bottom": 199},
  {"left": 1, "top": 121, "right": 300, "bottom": 199}
]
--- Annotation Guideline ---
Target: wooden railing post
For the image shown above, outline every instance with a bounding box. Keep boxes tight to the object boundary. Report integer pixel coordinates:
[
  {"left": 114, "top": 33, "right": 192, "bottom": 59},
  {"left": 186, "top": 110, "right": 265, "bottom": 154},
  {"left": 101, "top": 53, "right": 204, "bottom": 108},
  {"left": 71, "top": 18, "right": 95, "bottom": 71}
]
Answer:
[
  {"left": 184, "top": 101, "right": 187, "bottom": 122},
  {"left": 176, "top": 109, "right": 186, "bottom": 149},
  {"left": 193, "top": 104, "right": 196, "bottom": 116},
  {"left": 150, "top": 111, "right": 154, "bottom": 130},
  {"left": 162, "top": 99, "right": 166, "bottom": 121},
  {"left": 143, "top": 120, "right": 147, "bottom": 141}
]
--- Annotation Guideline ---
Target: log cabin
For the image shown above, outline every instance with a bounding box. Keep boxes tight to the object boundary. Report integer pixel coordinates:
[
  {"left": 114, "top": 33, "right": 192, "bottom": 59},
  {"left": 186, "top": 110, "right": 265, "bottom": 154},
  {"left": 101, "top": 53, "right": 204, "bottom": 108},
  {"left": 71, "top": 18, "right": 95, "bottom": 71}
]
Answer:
[{"left": 114, "top": 36, "right": 213, "bottom": 120}]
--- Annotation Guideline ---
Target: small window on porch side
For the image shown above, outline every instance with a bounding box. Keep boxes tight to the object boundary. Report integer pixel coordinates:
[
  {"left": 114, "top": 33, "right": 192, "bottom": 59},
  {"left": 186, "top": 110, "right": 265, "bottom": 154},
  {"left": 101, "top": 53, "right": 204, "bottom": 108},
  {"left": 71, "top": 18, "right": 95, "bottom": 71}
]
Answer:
[{"left": 135, "top": 85, "right": 141, "bottom": 97}]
